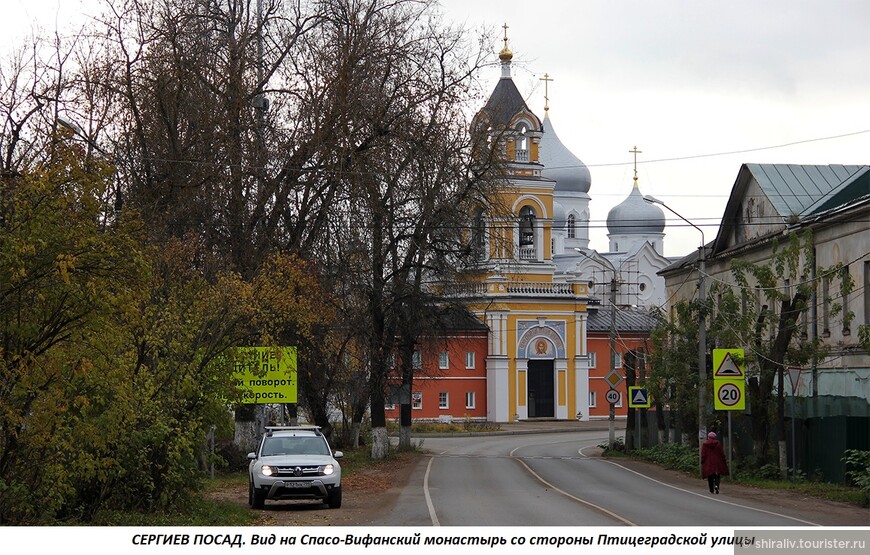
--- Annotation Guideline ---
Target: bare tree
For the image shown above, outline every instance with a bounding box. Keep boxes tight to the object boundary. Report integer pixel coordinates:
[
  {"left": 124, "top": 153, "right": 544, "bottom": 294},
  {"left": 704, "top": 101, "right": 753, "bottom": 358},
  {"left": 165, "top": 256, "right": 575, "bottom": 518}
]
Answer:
[
  {"left": 301, "top": 0, "right": 495, "bottom": 458},
  {"left": 11, "top": 0, "right": 500, "bottom": 460}
]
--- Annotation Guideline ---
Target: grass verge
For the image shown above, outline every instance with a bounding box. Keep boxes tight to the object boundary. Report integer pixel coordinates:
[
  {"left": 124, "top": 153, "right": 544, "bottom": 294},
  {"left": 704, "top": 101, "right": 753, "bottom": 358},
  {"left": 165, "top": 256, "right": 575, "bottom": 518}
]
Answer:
[
  {"left": 734, "top": 477, "right": 869, "bottom": 507},
  {"left": 611, "top": 442, "right": 869, "bottom": 507}
]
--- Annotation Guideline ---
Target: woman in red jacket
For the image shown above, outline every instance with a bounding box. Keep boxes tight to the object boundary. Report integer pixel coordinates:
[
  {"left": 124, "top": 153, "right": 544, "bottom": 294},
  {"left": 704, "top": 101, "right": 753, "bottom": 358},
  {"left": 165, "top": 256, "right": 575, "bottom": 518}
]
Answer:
[{"left": 701, "top": 431, "right": 729, "bottom": 494}]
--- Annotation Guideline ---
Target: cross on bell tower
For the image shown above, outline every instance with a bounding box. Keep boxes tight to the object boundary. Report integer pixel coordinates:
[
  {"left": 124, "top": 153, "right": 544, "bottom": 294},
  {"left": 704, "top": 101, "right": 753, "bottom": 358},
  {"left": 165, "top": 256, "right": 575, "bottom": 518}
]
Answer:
[
  {"left": 499, "top": 22, "right": 514, "bottom": 77},
  {"left": 540, "top": 73, "right": 554, "bottom": 112}
]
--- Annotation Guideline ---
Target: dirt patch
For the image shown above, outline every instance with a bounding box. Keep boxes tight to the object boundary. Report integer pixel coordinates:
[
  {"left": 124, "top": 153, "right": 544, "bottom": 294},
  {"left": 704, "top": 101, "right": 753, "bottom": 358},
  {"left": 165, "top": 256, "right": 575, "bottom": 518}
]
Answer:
[{"left": 207, "top": 450, "right": 423, "bottom": 526}]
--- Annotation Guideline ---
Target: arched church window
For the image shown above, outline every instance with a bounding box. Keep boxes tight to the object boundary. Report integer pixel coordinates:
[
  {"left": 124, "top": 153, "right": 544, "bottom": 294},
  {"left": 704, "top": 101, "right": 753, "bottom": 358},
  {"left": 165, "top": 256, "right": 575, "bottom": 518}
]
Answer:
[
  {"left": 515, "top": 124, "right": 528, "bottom": 161},
  {"left": 567, "top": 214, "right": 576, "bottom": 239},
  {"left": 519, "top": 206, "right": 536, "bottom": 247}
]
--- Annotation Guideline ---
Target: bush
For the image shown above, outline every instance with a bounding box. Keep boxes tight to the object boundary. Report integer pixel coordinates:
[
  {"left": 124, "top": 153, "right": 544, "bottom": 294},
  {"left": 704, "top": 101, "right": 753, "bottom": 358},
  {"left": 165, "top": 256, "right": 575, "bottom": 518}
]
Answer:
[
  {"left": 598, "top": 437, "right": 626, "bottom": 455},
  {"left": 842, "top": 450, "right": 870, "bottom": 494},
  {"left": 215, "top": 440, "right": 250, "bottom": 473},
  {"left": 633, "top": 443, "right": 697, "bottom": 474}
]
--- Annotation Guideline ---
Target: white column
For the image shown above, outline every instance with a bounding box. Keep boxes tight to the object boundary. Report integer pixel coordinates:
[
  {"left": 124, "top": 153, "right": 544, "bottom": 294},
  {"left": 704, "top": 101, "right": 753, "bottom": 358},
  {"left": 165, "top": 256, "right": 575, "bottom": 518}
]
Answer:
[
  {"left": 575, "top": 312, "right": 590, "bottom": 421},
  {"left": 516, "top": 359, "right": 528, "bottom": 420},
  {"left": 486, "top": 356, "right": 510, "bottom": 422},
  {"left": 556, "top": 358, "right": 569, "bottom": 419}
]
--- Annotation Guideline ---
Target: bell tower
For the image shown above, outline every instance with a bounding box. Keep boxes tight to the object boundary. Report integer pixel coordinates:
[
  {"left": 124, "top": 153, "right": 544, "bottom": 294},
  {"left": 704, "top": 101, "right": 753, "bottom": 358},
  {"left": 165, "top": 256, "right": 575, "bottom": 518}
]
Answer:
[{"left": 470, "top": 27, "right": 554, "bottom": 274}]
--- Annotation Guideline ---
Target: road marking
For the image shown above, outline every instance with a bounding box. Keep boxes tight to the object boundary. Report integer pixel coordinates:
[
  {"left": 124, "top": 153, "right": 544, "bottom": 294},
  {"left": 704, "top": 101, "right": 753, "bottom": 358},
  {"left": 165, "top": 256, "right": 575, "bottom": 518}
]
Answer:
[
  {"left": 423, "top": 456, "right": 440, "bottom": 526},
  {"left": 599, "top": 460, "right": 821, "bottom": 526},
  {"left": 424, "top": 437, "right": 820, "bottom": 527},
  {"left": 578, "top": 440, "right": 608, "bottom": 458},
  {"left": 509, "top": 437, "right": 602, "bottom": 458},
  {"left": 439, "top": 453, "right": 590, "bottom": 460},
  {"left": 512, "top": 457, "right": 636, "bottom": 526}
]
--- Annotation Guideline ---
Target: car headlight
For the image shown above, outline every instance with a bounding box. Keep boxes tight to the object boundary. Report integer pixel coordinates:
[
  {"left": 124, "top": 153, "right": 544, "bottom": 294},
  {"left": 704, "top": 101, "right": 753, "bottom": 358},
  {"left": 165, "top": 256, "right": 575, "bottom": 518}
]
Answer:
[
  {"left": 322, "top": 464, "right": 335, "bottom": 476},
  {"left": 261, "top": 465, "right": 274, "bottom": 476}
]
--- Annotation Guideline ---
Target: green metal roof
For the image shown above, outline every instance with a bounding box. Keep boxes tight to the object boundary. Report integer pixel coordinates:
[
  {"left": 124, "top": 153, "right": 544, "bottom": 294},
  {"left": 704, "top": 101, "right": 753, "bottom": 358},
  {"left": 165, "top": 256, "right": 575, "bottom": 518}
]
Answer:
[{"left": 745, "top": 163, "right": 867, "bottom": 217}]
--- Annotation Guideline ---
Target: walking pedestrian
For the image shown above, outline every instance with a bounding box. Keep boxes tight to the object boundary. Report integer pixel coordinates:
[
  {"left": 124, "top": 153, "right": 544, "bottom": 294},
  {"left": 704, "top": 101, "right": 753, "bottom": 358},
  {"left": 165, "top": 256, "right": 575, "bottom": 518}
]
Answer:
[{"left": 701, "top": 431, "right": 729, "bottom": 494}]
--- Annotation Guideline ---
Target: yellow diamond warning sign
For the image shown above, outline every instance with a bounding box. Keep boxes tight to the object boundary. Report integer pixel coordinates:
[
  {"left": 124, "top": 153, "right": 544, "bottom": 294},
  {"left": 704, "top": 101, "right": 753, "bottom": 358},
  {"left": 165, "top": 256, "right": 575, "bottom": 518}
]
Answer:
[{"left": 605, "top": 369, "right": 624, "bottom": 388}]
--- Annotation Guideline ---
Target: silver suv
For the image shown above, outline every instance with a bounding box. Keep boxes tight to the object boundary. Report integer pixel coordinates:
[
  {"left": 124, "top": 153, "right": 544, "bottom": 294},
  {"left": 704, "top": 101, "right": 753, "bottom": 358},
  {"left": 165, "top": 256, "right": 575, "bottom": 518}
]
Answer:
[{"left": 247, "top": 426, "right": 343, "bottom": 509}]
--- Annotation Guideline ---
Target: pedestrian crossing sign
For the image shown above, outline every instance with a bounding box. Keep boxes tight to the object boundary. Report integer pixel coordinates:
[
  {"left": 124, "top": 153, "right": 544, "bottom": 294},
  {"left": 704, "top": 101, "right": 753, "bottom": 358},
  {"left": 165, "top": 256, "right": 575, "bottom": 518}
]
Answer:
[{"left": 628, "top": 386, "right": 651, "bottom": 408}]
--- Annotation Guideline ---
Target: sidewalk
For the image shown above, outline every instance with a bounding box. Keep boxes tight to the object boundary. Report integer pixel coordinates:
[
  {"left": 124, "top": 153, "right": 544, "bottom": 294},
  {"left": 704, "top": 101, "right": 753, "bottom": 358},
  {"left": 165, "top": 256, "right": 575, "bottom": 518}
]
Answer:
[{"left": 412, "top": 418, "right": 627, "bottom": 437}]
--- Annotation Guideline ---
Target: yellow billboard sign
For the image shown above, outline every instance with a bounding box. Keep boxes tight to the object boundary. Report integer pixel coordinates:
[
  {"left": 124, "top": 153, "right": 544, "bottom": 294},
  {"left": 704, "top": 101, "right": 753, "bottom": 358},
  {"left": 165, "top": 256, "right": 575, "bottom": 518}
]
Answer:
[{"left": 233, "top": 347, "right": 297, "bottom": 404}]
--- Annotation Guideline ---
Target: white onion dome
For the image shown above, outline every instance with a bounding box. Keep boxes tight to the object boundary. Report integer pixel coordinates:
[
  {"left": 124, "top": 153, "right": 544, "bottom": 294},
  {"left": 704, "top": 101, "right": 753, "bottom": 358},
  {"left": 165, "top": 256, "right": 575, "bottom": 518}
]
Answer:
[
  {"left": 606, "top": 182, "right": 665, "bottom": 235},
  {"left": 540, "top": 113, "right": 591, "bottom": 194},
  {"left": 553, "top": 201, "right": 566, "bottom": 228}
]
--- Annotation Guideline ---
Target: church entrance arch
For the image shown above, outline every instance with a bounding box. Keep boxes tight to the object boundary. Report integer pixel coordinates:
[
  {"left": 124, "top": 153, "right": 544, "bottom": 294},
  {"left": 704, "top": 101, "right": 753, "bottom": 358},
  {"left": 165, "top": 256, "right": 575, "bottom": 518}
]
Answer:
[
  {"left": 527, "top": 359, "right": 554, "bottom": 418},
  {"left": 518, "top": 322, "right": 565, "bottom": 420}
]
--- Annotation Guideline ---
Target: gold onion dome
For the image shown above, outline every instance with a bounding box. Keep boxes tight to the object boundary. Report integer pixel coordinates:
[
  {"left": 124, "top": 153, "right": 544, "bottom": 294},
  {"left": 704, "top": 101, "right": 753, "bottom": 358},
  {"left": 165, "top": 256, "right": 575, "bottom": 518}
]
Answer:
[
  {"left": 499, "top": 23, "right": 513, "bottom": 62},
  {"left": 499, "top": 46, "right": 513, "bottom": 61}
]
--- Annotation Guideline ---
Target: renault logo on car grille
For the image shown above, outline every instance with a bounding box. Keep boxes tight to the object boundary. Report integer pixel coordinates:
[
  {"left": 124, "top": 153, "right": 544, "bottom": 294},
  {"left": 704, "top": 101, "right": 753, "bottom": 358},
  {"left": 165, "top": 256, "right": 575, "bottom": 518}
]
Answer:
[{"left": 293, "top": 467, "right": 303, "bottom": 477}]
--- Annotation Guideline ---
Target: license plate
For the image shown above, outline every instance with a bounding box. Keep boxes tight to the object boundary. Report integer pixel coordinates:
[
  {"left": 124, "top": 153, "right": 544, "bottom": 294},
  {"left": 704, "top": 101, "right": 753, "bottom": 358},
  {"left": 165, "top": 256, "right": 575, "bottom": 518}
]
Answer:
[{"left": 284, "top": 481, "right": 310, "bottom": 489}]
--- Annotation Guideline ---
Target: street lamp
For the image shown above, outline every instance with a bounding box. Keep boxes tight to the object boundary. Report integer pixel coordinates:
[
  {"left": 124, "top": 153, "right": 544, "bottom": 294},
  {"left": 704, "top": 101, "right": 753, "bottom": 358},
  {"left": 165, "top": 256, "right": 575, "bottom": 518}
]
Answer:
[
  {"left": 643, "top": 195, "right": 707, "bottom": 468},
  {"left": 575, "top": 248, "right": 619, "bottom": 450}
]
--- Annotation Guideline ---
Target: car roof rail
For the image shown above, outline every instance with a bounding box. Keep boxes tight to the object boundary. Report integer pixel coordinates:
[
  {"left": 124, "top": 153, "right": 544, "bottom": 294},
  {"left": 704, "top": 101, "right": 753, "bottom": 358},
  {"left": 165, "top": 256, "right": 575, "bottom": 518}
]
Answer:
[{"left": 264, "top": 425, "right": 322, "bottom": 437}]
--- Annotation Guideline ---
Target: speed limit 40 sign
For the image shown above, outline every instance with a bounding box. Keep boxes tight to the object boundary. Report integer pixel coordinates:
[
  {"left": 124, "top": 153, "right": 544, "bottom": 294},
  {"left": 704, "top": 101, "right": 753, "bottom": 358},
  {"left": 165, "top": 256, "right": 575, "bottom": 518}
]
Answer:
[{"left": 714, "top": 379, "right": 745, "bottom": 411}]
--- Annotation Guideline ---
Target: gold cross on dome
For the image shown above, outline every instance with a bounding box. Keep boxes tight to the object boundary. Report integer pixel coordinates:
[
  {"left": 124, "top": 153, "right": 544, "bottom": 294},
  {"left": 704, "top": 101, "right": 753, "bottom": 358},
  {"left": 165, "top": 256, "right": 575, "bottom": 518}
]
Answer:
[
  {"left": 540, "top": 73, "right": 554, "bottom": 112},
  {"left": 629, "top": 145, "right": 642, "bottom": 182}
]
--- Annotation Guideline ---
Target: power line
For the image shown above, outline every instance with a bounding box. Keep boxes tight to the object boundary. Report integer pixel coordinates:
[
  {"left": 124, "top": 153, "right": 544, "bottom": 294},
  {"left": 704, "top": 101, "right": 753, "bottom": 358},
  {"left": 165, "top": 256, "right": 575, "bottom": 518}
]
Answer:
[
  {"left": 588, "top": 129, "right": 870, "bottom": 168},
  {"left": 698, "top": 249, "right": 870, "bottom": 293},
  {"left": 103, "top": 127, "right": 870, "bottom": 175}
]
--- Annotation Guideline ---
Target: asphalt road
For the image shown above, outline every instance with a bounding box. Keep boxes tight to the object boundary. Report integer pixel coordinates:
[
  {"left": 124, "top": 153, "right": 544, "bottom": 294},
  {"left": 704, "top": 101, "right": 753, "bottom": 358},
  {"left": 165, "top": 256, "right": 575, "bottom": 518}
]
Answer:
[{"left": 372, "top": 431, "right": 845, "bottom": 527}]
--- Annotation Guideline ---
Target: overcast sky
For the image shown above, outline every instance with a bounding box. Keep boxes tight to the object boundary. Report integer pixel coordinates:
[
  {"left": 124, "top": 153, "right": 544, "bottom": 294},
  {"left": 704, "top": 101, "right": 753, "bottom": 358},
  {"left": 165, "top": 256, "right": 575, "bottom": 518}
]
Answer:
[
  {"left": 441, "top": 0, "right": 870, "bottom": 257},
  {"left": 4, "top": 0, "right": 869, "bottom": 257}
]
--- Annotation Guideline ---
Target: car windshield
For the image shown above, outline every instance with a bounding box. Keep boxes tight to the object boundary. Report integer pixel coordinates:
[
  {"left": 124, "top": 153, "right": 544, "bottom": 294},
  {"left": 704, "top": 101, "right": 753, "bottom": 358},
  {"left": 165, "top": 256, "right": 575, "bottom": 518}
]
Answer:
[{"left": 261, "top": 436, "right": 329, "bottom": 457}]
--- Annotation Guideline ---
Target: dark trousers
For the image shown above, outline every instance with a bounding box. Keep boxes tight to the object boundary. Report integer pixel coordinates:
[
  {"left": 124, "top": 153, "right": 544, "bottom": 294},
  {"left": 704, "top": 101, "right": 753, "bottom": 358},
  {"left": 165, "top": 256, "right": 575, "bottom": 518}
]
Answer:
[{"left": 707, "top": 473, "right": 721, "bottom": 493}]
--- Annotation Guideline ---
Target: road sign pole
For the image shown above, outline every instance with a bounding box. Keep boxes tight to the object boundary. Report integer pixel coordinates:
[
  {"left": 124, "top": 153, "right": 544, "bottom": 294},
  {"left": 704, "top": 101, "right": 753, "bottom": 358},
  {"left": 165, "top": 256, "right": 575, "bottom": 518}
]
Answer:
[
  {"left": 609, "top": 403, "right": 615, "bottom": 450},
  {"left": 635, "top": 408, "right": 641, "bottom": 451},
  {"left": 727, "top": 412, "right": 732, "bottom": 481},
  {"left": 609, "top": 276, "right": 617, "bottom": 450},
  {"left": 791, "top": 393, "right": 796, "bottom": 482},
  {"left": 787, "top": 367, "right": 800, "bottom": 482}
]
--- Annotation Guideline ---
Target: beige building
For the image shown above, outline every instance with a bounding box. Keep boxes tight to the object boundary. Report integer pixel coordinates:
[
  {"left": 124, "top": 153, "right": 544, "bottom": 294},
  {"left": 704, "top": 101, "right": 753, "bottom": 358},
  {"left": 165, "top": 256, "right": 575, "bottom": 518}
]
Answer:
[{"left": 660, "top": 163, "right": 870, "bottom": 412}]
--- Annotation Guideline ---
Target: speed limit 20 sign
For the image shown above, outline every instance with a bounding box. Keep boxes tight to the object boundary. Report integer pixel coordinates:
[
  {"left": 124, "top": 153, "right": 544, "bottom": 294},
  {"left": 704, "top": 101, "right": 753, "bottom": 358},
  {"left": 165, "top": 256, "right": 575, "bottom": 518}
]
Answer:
[{"left": 714, "top": 379, "right": 745, "bottom": 411}]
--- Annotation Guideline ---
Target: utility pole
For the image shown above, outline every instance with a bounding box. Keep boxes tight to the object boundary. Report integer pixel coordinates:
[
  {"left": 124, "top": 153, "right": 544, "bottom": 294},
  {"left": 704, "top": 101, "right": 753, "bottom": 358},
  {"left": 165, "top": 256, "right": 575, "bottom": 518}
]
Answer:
[
  {"left": 697, "top": 242, "right": 707, "bottom": 448},
  {"left": 644, "top": 195, "right": 707, "bottom": 469},
  {"left": 575, "top": 248, "right": 621, "bottom": 449},
  {"left": 608, "top": 273, "right": 618, "bottom": 449}
]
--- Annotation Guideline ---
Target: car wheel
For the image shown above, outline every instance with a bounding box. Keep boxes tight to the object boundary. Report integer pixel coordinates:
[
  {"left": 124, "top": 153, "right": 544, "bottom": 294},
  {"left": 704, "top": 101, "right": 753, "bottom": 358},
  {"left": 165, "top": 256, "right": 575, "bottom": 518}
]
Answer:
[
  {"left": 252, "top": 486, "right": 266, "bottom": 510},
  {"left": 327, "top": 486, "right": 342, "bottom": 509}
]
